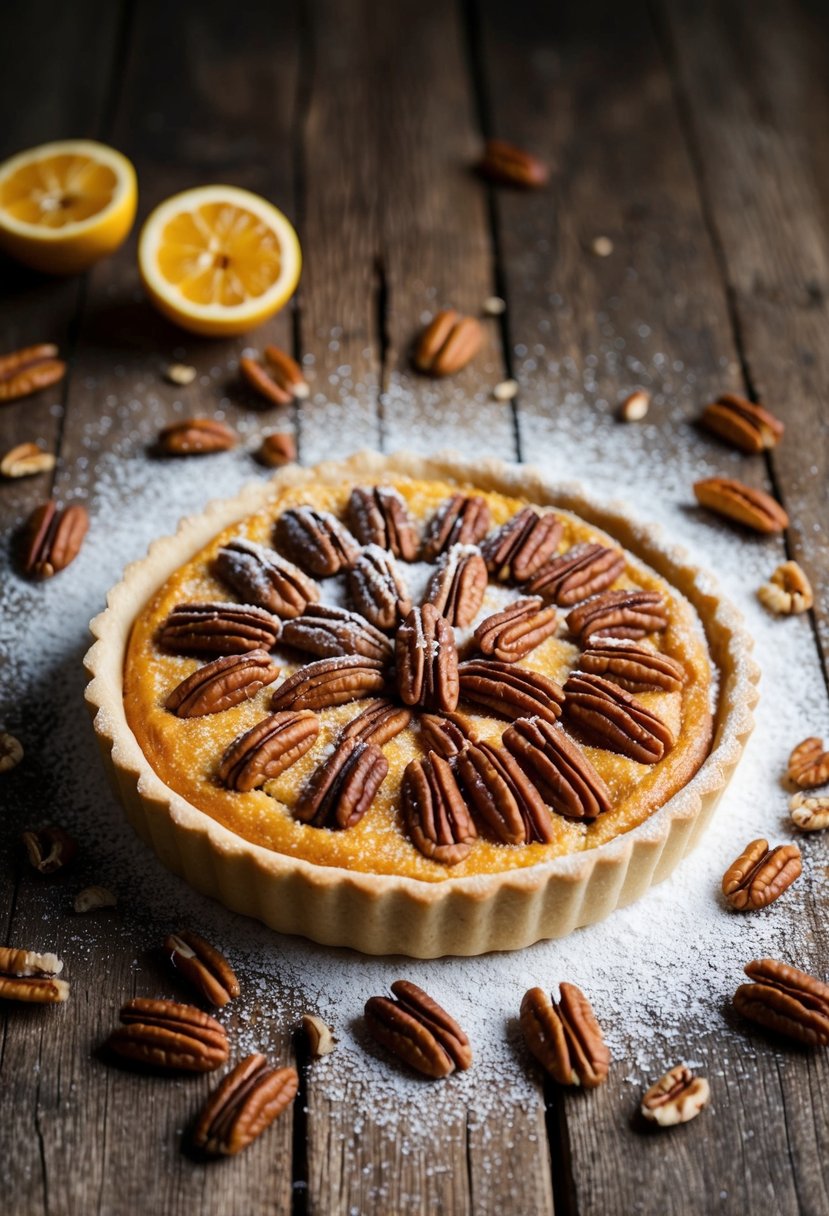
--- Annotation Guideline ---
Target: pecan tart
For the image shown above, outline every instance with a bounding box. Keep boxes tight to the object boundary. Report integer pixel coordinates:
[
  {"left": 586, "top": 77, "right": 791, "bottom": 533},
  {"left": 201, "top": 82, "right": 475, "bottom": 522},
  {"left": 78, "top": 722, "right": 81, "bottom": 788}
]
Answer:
[{"left": 85, "top": 453, "right": 757, "bottom": 957}]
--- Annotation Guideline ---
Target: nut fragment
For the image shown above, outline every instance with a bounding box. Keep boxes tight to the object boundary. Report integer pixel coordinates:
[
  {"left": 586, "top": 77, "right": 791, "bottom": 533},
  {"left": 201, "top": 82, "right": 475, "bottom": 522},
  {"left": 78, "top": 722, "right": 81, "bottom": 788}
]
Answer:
[
  {"left": 365, "top": 980, "right": 472, "bottom": 1078},
  {"left": 413, "top": 310, "right": 483, "bottom": 377},
  {"left": 788, "top": 737, "right": 829, "bottom": 788},
  {"left": 192, "top": 1054, "right": 299, "bottom": 1156},
  {"left": 1, "top": 442, "right": 56, "bottom": 479},
  {"left": 165, "top": 930, "right": 241, "bottom": 1007},
  {"left": 640, "top": 1065, "right": 710, "bottom": 1127},
  {"left": 157, "top": 417, "right": 237, "bottom": 455},
  {"left": 520, "top": 984, "right": 610, "bottom": 1087},
  {"left": 106, "top": 997, "right": 230, "bottom": 1072},
  {"left": 74, "top": 885, "right": 117, "bottom": 913},
  {"left": 590, "top": 236, "right": 614, "bottom": 257},
  {"left": 21, "top": 825, "right": 78, "bottom": 875},
  {"left": 20, "top": 500, "right": 89, "bottom": 579},
  {"left": 166, "top": 651, "right": 280, "bottom": 718},
  {"left": 483, "top": 295, "right": 506, "bottom": 316},
  {"left": 700, "top": 393, "right": 784, "bottom": 453},
  {"left": 732, "top": 959, "right": 829, "bottom": 1046},
  {"left": 301, "top": 1014, "right": 337, "bottom": 1058},
  {"left": 721, "top": 838, "right": 802, "bottom": 911},
  {"left": 0, "top": 947, "right": 63, "bottom": 977},
  {"left": 493, "top": 379, "right": 519, "bottom": 402},
  {"left": 0, "top": 731, "right": 24, "bottom": 773},
  {"left": 241, "top": 345, "right": 308, "bottom": 406},
  {"left": 693, "top": 477, "right": 788, "bottom": 533},
  {"left": 258, "top": 431, "right": 297, "bottom": 467},
  {"left": 0, "top": 946, "right": 68, "bottom": 1004},
  {"left": 758, "top": 561, "right": 813, "bottom": 615},
  {"left": 165, "top": 363, "right": 197, "bottom": 386},
  {"left": 477, "top": 139, "right": 550, "bottom": 189},
  {"left": 618, "top": 390, "right": 650, "bottom": 422},
  {"left": 790, "top": 792, "right": 829, "bottom": 832},
  {"left": 0, "top": 343, "right": 66, "bottom": 402}
]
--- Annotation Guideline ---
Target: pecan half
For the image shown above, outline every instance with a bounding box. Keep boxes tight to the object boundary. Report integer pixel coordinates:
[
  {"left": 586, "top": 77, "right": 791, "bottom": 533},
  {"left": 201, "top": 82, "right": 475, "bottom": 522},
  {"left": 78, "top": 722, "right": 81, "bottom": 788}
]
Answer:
[
  {"left": 215, "top": 538, "right": 319, "bottom": 618},
  {"left": 566, "top": 589, "right": 668, "bottom": 644},
  {"left": 701, "top": 393, "right": 784, "bottom": 453},
  {"left": 281, "top": 603, "right": 392, "bottom": 663},
  {"left": 402, "top": 753, "right": 477, "bottom": 865},
  {"left": 348, "top": 543, "right": 410, "bottom": 629},
  {"left": 340, "top": 699, "right": 412, "bottom": 746},
  {"left": 295, "top": 737, "right": 388, "bottom": 829},
  {"left": 0, "top": 947, "right": 63, "bottom": 976},
  {"left": 722, "top": 839, "right": 802, "bottom": 911},
  {"left": 1, "top": 442, "right": 55, "bottom": 479},
  {"left": 165, "top": 930, "right": 241, "bottom": 1007},
  {"left": 346, "top": 486, "right": 419, "bottom": 560},
  {"left": 693, "top": 477, "right": 788, "bottom": 533},
  {"left": 423, "top": 543, "right": 488, "bottom": 627},
  {"left": 477, "top": 139, "right": 550, "bottom": 189},
  {"left": 364, "top": 980, "right": 472, "bottom": 1078},
  {"left": 641, "top": 1065, "right": 710, "bottom": 1127},
  {"left": 0, "top": 343, "right": 66, "bottom": 402},
  {"left": 191, "top": 1054, "right": 299, "bottom": 1157},
  {"left": 258, "top": 432, "right": 297, "bottom": 467},
  {"left": 788, "top": 737, "right": 829, "bottom": 789},
  {"left": 0, "top": 946, "right": 68, "bottom": 1004},
  {"left": 421, "top": 494, "right": 492, "bottom": 561},
  {"left": 166, "top": 651, "right": 280, "bottom": 717},
  {"left": 790, "top": 792, "right": 829, "bottom": 831},
  {"left": 159, "top": 601, "right": 281, "bottom": 656},
  {"left": 563, "top": 671, "right": 674, "bottom": 763},
  {"left": 218, "top": 710, "right": 320, "bottom": 791},
  {"left": 413, "top": 310, "right": 483, "bottom": 377},
  {"left": 526, "top": 543, "right": 625, "bottom": 607},
  {"left": 503, "top": 717, "right": 612, "bottom": 821},
  {"left": 157, "top": 417, "right": 237, "bottom": 455},
  {"left": 241, "top": 345, "right": 308, "bottom": 406},
  {"left": 270, "top": 655, "right": 386, "bottom": 711},
  {"left": 733, "top": 959, "right": 829, "bottom": 1046},
  {"left": 456, "top": 741, "right": 555, "bottom": 844},
  {"left": 474, "top": 597, "right": 558, "bottom": 662},
  {"left": 458, "top": 659, "right": 564, "bottom": 724},
  {"left": 396, "top": 604, "right": 459, "bottom": 713},
  {"left": 758, "top": 561, "right": 814, "bottom": 615},
  {"left": 21, "top": 825, "right": 78, "bottom": 875},
  {"left": 580, "top": 640, "right": 685, "bottom": 693},
  {"left": 418, "top": 712, "right": 476, "bottom": 758},
  {"left": 480, "top": 508, "right": 562, "bottom": 582},
  {"left": 274, "top": 507, "right": 360, "bottom": 576},
  {"left": 21, "top": 500, "right": 89, "bottom": 579},
  {"left": 106, "top": 998, "right": 229, "bottom": 1072},
  {"left": 520, "top": 984, "right": 610, "bottom": 1087}
]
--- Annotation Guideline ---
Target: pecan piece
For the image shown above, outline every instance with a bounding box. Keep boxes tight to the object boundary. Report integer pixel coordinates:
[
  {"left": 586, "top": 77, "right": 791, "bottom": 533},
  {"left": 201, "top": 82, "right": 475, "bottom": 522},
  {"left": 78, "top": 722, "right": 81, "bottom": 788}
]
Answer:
[
  {"left": 166, "top": 651, "right": 280, "bottom": 718},
  {"left": 218, "top": 710, "right": 320, "bottom": 791},
  {"left": 157, "top": 417, "right": 237, "bottom": 455},
  {"left": 0, "top": 947, "right": 68, "bottom": 1004},
  {"left": 74, "top": 886, "right": 117, "bottom": 913},
  {"left": 348, "top": 543, "right": 410, "bottom": 630},
  {"left": 106, "top": 998, "right": 229, "bottom": 1072},
  {"left": 566, "top": 589, "right": 668, "bottom": 644},
  {"left": 0, "top": 947, "right": 63, "bottom": 976},
  {"left": 693, "top": 477, "right": 788, "bottom": 533},
  {"left": 520, "top": 984, "right": 610, "bottom": 1087},
  {"left": 733, "top": 959, "right": 829, "bottom": 1046},
  {"left": 618, "top": 389, "right": 650, "bottom": 422},
  {"left": 477, "top": 139, "right": 550, "bottom": 189},
  {"left": 302, "top": 1014, "right": 337, "bottom": 1058},
  {"left": 413, "top": 310, "right": 483, "bottom": 377},
  {"left": 215, "top": 538, "right": 319, "bottom": 618},
  {"left": 563, "top": 671, "right": 674, "bottom": 763},
  {"left": 474, "top": 597, "right": 558, "bottom": 662},
  {"left": 788, "top": 737, "right": 829, "bottom": 789},
  {"left": 480, "top": 507, "right": 563, "bottom": 581},
  {"left": 722, "top": 839, "right": 802, "bottom": 911},
  {"left": 241, "top": 344, "right": 308, "bottom": 406},
  {"left": 346, "top": 485, "right": 419, "bottom": 560},
  {"left": 790, "top": 792, "right": 829, "bottom": 831},
  {"left": 701, "top": 393, "right": 784, "bottom": 453},
  {"left": 580, "top": 640, "right": 685, "bottom": 693},
  {"left": 281, "top": 603, "right": 392, "bottom": 663},
  {"left": 503, "top": 717, "right": 612, "bottom": 821},
  {"left": 274, "top": 506, "right": 360, "bottom": 576},
  {"left": 295, "top": 737, "right": 388, "bottom": 829},
  {"left": 456, "top": 741, "right": 555, "bottom": 844},
  {"left": 421, "top": 494, "right": 492, "bottom": 561},
  {"left": 164, "top": 929, "right": 241, "bottom": 1007},
  {"left": 258, "top": 432, "right": 297, "bottom": 467},
  {"left": 458, "top": 659, "right": 564, "bottom": 724},
  {"left": 526, "top": 543, "right": 625, "bottom": 607},
  {"left": 419, "top": 711, "right": 476, "bottom": 758},
  {"left": 423, "top": 543, "right": 487, "bottom": 627},
  {"left": 20, "top": 500, "right": 89, "bottom": 579},
  {"left": 0, "top": 731, "right": 23, "bottom": 772},
  {"left": 270, "top": 655, "right": 386, "bottom": 711},
  {"left": 641, "top": 1065, "right": 710, "bottom": 1127},
  {"left": 0, "top": 343, "right": 66, "bottom": 402},
  {"left": 1, "top": 442, "right": 55, "bottom": 479},
  {"left": 159, "top": 601, "right": 281, "bottom": 656},
  {"left": 396, "top": 604, "right": 460, "bottom": 712},
  {"left": 21, "top": 825, "right": 78, "bottom": 875},
  {"left": 365, "top": 980, "right": 472, "bottom": 1078},
  {"left": 192, "top": 1054, "right": 299, "bottom": 1157},
  {"left": 402, "top": 753, "right": 477, "bottom": 865},
  {"left": 341, "top": 699, "right": 412, "bottom": 746},
  {"left": 758, "top": 561, "right": 813, "bottom": 615}
]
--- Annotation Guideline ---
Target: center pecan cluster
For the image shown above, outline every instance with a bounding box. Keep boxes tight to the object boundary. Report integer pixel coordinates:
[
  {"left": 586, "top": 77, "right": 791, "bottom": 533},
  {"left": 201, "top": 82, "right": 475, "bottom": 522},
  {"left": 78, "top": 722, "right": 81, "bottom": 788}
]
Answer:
[{"left": 158, "top": 485, "right": 681, "bottom": 867}]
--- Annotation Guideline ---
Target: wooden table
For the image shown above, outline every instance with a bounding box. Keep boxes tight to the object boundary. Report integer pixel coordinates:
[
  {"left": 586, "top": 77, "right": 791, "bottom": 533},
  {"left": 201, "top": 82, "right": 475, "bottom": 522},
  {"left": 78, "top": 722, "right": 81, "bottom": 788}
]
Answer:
[{"left": 2, "top": 2, "right": 828, "bottom": 1212}]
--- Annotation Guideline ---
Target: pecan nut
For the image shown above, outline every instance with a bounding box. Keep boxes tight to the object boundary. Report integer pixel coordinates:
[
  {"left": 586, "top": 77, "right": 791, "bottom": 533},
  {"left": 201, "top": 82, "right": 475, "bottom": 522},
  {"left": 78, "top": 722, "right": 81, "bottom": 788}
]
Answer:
[
  {"left": 192, "top": 1054, "right": 299, "bottom": 1157},
  {"left": 295, "top": 737, "right": 388, "bottom": 829},
  {"left": 215, "top": 538, "right": 320, "bottom": 618},
  {"left": 456, "top": 741, "right": 555, "bottom": 844},
  {"left": 0, "top": 947, "right": 63, "bottom": 976},
  {"left": 165, "top": 930, "right": 241, "bottom": 1007},
  {"left": 790, "top": 792, "right": 829, "bottom": 831},
  {"left": 0, "top": 343, "right": 66, "bottom": 402},
  {"left": 74, "top": 886, "right": 117, "bottom": 913},
  {"left": 413, "top": 310, "right": 483, "bottom": 377},
  {"left": 218, "top": 710, "right": 320, "bottom": 791},
  {"left": 1, "top": 442, "right": 56, "bottom": 479},
  {"left": 563, "top": 671, "right": 674, "bottom": 763},
  {"left": 157, "top": 417, "right": 237, "bottom": 455},
  {"left": 106, "top": 998, "right": 229, "bottom": 1072},
  {"left": 423, "top": 543, "right": 488, "bottom": 627},
  {"left": 347, "top": 543, "right": 410, "bottom": 629},
  {"left": 503, "top": 717, "right": 612, "bottom": 820},
  {"left": 477, "top": 139, "right": 550, "bottom": 189},
  {"left": 241, "top": 344, "right": 308, "bottom": 406},
  {"left": 258, "top": 432, "right": 297, "bottom": 467},
  {"left": 159, "top": 601, "right": 281, "bottom": 656},
  {"left": 402, "top": 753, "right": 477, "bottom": 865},
  {"left": 722, "top": 839, "right": 802, "bottom": 911},
  {"left": 732, "top": 959, "right": 829, "bottom": 1046},
  {"left": 0, "top": 731, "right": 24, "bottom": 772},
  {"left": 520, "top": 984, "right": 610, "bottom": 1087},
  {"left": 418, "top": 711, "right": 476, "bottom": 758},
  {"left": 480, "top": 507, "right": 562, "bottom": 582},
  {"left": 693, "top": 477, "right": 788, "bottom": 533},
  {"left": 274, "top": 506, "right": 359, "bottom": 577},
  {"left": 281, "top": 603, "right": 392, "bottom": 663},
  {"left": 640, "top": 1065, "right": 710, "bottom": 1127},
  {"left": 474, "top": 597, "right": 558, "bottom": 662},
  {"left": 396, "top": 604, "right": 459, "bottom": 713},
  {"left": 758, "top": 561, "right": 813, "bottom": 615},
  {"left": 21, "top": 500, "right": 89, "bottom": 579},
  {"left": 421, "top": 494, "right": 492, "bottom": 561},
  {"left": 580, "top": 640, "right": 685, "bottom": 693},
  {"left": 788, "top": 737, "right": 829, "bottom": 788},
  {"left": 0, "top": 947, "right": 68, "bottom": 1004},
  {"left": 340, "top": 699, "right": 412, "bottom": 746},
  {"left": 21, "top": 825, "right": 78, "bottom": 875},
  {"left": 270, "top": 655, "right": 386, "bottom": 711},
  {"left": 700, "top": 393, "right": 784, "bottom": 453},
  {"left": 526, "top": 542, "right": 625, "bottom": 606},
  {"left": 566, "top": 589, "right": 668, "bottom": 644},
  {"left": 166, "top": 651, "right": 280, "bottom": 717},
  {"left": 364, "top": 980, "right": 472, "bottom": 1078},
  {"left": 302, "top": 1014, "right": 337, "bottom": 1058},
  {"left": 458, "top": 659, "right": 564, "bottom": 724},
  {"left": 346, "top": 485, "right": 419, "bottom": 560}
]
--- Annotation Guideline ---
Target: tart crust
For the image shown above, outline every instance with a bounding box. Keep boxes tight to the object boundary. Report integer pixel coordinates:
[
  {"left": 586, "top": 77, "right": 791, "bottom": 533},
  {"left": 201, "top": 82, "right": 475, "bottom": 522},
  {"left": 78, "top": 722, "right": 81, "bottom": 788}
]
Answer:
[{"left": 84, "top": 452, "right": 758, "bottom": 957}]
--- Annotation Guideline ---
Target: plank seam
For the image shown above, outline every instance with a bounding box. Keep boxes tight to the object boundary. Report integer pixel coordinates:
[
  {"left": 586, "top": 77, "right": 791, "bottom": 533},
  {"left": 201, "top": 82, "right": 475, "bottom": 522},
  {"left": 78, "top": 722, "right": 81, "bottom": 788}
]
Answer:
[{"left": 290, "top": 0, "right": 315, "bottom": 464}]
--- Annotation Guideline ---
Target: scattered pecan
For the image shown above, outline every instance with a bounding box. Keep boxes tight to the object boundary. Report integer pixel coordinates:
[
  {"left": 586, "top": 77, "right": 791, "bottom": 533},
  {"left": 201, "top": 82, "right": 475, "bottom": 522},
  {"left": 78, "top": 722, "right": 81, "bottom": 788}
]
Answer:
[
  {"left": 503, "top": 717, "right": 612, "bottom": 820},
  {"left": 758, "top": 561, "right": 813, "bottom": 615},
  {"left": 20, "top": 500, "right": 89, "bottom": 579},
  {"left": 456, "top": 741, "right": 555, "bottom": 844},
  {"left": 1, "top": 442, "right": 55, "bottom": 479},
  {"left": 274, "top": 506, "right": 360, "bottom": 577},
  {"left": 423, "top": 543, "right": 488, "bottom": 627},
  {"left": 0, "top": 731, "right": 24, "bottom": 773},
  {"left": 693, "top": 477, "right": 788, "bottom": 533},
  {"left": 21, "top": 825, "right": 78, "bottom": 875},
  {"left": 166, "top": 651, "right": 280, "bottom": 718},
  {"left": 700, "top": 393, "right": 784, "bottom": 453},
  {"left": 364, "top": 980, "right": 472, "bottom": 1078},
  {"left": 526, "top": 543, "right": 625, "bottom": 607},
  {"left": 0, "top": 343, "right": 66, "bottom": 402},
  {"left": 413, "top": 310, "right": 483, "bottom": 377},
  {"left": 402, "top": 752, "right": 477, "bottom": 865},
  {"left": 722, "top": 839, "right": 802, "bottom": 911},
  {"left": 788, "top": 737, "right": 829, "bottom": 788},
  {"left": 0, "top": 946, "right": 69, "bottom": 1004},
  {"left": 157, "top": 417, "right": 237, "bottom": 455},
  {"left": 480, "top": 507, "right": 563, "bottom": 582},
  {"left": 106, "top": 997, "right": 229, "bottom": 1072},
  {"left": 295, "top": 737, "right": 388, "bottom": 829},
  {"left": 159, "top": 601, "right": 281, "bottom": 656},
  {"left": 258, "top": 432, "right": 297, "bottom": 467},
  {"left": 346, "top": 485, "right": 419, "bottom": 560},
  {"left": 566, "top": 588, "right": 668, "bottom": 644},
  {"left": 348, "top": 543, "right": 410, "bottom": 629},
  {"left": 74, "top": 885, "right": 117, "bottom": 913},
  {"left": 418, "top": 711, "right": 476, "bottom": 758},
  {"left": 191, "top": 1054, "right": 299, "bottom": 1157},
  {"left": 218, "top": 710, "right": 319, "bottom": 792},
  {"left": 732, "top": 959, "right": 829, "bottom": 1046},
  {"left": 790, "top": 792, "right": 829, "bottom": 832},
  {"left": 215, "top": 538, "right": 319, "bottom": 618},
  {"left": 0, "top": 946, "right": 63, "bottom": 976},
  {"left": 396, "top": 604, "right": 460, "bottom": 713},
  {"left": 270, "top": 655, "right": 387, "bottom": 711},
  {"left": 241, "top": 345, "right": 308, "bottom": 405},
  {"left": 301, "top": 1014, "right": 337, "bottom": 1058},
  {"left": 563, "top": 671, "right": 674, "bottom": 763},
  {"left": 458, "top": 659, "right": 564, "bottom": 724},
  {"left": 281, "top": 603, "right": 392, "bottom": 663},
  {"left": 474, "top": 597, "right": 558, "bottom": 662},
  {"left": 580, "top": 640, "right": 685, "bottom": 693},
  {"left": 477, "top": 139, "right": 550, "bottom": 189},
  {"left": 165, "top": 363, "right": 196, "bottom": 386},
  {"left": 618, "top": 390, "right": 650, "bottom": 422},
  {"left": 421, "top": 494, "right": 492, "bottom": 561},
  {"left": 341, "top": 699, "right": 412, "bottom": 746},
  {"left": 165, "top": 929, "right": 241, "bottom": 1007},
  {"left": 641, "top": 1065, "right": 710, "bottom": 1127},
  {"left": 520, "top": 984, "right": 610, "bottom": 1087}
]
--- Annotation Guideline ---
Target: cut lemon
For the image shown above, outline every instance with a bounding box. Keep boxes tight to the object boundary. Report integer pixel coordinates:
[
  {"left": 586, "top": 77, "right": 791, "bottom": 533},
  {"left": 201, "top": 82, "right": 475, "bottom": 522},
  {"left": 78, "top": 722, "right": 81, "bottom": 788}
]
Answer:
[
  {"left": 0, "top": 139, "right": 137, "bottom": 275},
  {"left": 138, "top": 185, "right": 301, "bottom": 336}
]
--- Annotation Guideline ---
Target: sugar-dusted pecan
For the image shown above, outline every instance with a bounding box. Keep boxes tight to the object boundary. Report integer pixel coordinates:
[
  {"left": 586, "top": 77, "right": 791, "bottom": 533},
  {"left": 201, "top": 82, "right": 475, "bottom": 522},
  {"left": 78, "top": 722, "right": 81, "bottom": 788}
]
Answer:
[
  {"left": 159, "top": 601, "right": 281, "bottom": 656},
  {"left": 347, "top": 543, "right": 410, "bottom": 630},
  {"left": 21, "top": 500, "right": 89, "bottom": 579},
  {"left": 701, "top": 392, "right": 784, "bottom": 453},
  {"left": 1, "top": 441, "right": 56, "bottom": 479},
  {"left": 274, "top": 506, "right": 360, "bottom": 576},
  {"left": 157, "top": 417, "right": 237, "bottom": 455},
  {"left": 402, "top": 753, "right": 477, "bottom": 865},
  {"left": 458, "top": 659, "right": 564, "bottom": 725},
  {"left": 258, "top": 431, "right": 297, "bottom": 467},
  {"left": 419, "top": 711, "right": 476, "bottom": 758},
  {"left": 640, "top": 1065, "right": 710, "bottom": 1127},
  {"left": 477, "top": 139, "right": 550, "bottom": 189},
  {"left": 480, "top": 507, "right": 562, "bottom": 582},
  {"left": 788, "top": 737, "right": 829, "bottom": 789},
  {"left": 456, "top": 741, "right": 555, "bottom": 844},
  {"left": 218, "top": 710, "right": 320, "bottom": 791},
  {"left": 106, "top": 998, "right": 229, "bottom": 1072},
  {"left": 423, "top": 543, "right": 488, "bottom": 628},
  {"left": 693, "top": 477, "right": 788, "bottom": 533},
  {"left": 0, "top": 946, "right": 68, "bottom": 1004},
  {"left": 566, "top": 589, "right": 668, "bottom": 644},
  {"left": 281, "top": 603, "right": 392, "bottom": 663},
  {"left": 421, "top": 494, "right": 492, "bottom": 562},
  {"left": 790, "top": 792, "right": 829, "bottom": 832},
  {"left": 241, "top": 344, "right": 308, "bottom": 406},
  {"left": 0, "top": 946, "right": 63, "bottom": 976},
  {"left": 341, "top": 699, "right": 412, "bottom": 746},
  {"left": 295, "top": 737, "right": 388, "bottom": 829},
  {"left": 580, "top": 640, "right": 685, "bottom": 693},
  {"left": 346, "top": 485, "right": 419, "bottom": 560},
  {"left": 166, "top": 651, "right": 280, "bottom": 718},
  {"left": 365, "top": 980, "right": 472, "bottom": 1078},
  {"left": 271, "top": 655, "right": 386, "bottom": 711},
  {"left": 215, "top": 538, "right": 320, "bottom": 619},
  {"left": 564, "top": 671, "right": 674, "bottom": 763},
  {"left": 503, "top": 717, "right": 612, "bottom": 821},
  {"left": 396, "top": 604, "right": 460, "bottom": 713},
  {"left": 191, "top": 1053, "right": 299, "bottom": 1157},
  {"left": 474, "top": 597, "right": 558, "bottom": 662},
  {"left": 0, "top": 343, "right": 66, "bottom": 402},
  {"left": 413, "top": 310, "right": 483, "bottom": 377},
  {"left": 722, "top": 839, "right": 802, "bottom": 911},
  {"left": 526, "top": 542, "right": 625, "bottom": 607},
  {"left": 520, "top": 984, "right": 610, "bottom": 1087},
  {"left": 165, "top": 929, "right": 241, "bottom": 1007},
  {"left": 758, "top": 561, "right": 814, "bottom": 615},
  {"left": 21, "top": 825, "right": 78, "bottom": 875},
  {"left": 0, "top": 731, "right": 24, "bottom": 772},
  {"left": 733, "top": 959, "right": 829, "bottom": 1046}
]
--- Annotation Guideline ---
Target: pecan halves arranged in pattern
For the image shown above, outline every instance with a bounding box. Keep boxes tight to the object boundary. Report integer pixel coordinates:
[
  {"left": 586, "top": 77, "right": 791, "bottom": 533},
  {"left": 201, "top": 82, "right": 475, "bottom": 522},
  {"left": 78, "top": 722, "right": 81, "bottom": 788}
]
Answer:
[
  {"left": 158, "top": 601, "right": 281, "bottom": 656},
  {"left": 423, "top": 543, "right": 487, "bottom": 628},
  {"left": 240, "top": 345, "right": 308, "bottom": 406},
  {"left": 341, "top": 699, "right": 412, "bottom": 746},
  {"left": 520, "top": 984, "right": 610, "bottom": 1087},
  {"left": 157, "top": 417, "right": 237, "bottom": 455},
  {"left": 787, "top": 737, "right": 829, "bottom": 789},
  {"left": 191, "top": 1053, "right": 299, "bottom": 1157},
  {"left": 218, "top": 710, "right": 320, "bottom": 791},
  {"left": 503, "top": 717, "right": 612, "bottom": 821},
  {"left": 346, "top": 485, "right": 419, "bottom": 560},
  {"left": 396, "top": 604, "right": 460, "bottom": 713},
  {"left": 0, "top": 946, "right": 69, "bottom": 1004},
  {"left": 640, "top": 1065, "right": 710, "bottom": 1127},
  {"left": 693, "top": 477, "right": 789, "bottom": 533},
  {"left": 421, "top": 494, "right": 492, "bottom": 562},
  {"left": 580, "top": 640, "right": 685, "bottom": 693},
  {"left": 566, "top": 589, "right": 668, "bottom": 644},
  {"left": 721, "top": 839, "right": 802, "bottom": 911},
  {"left": 418, "top": 712, "right": 476, "bottom": 758},
  {"left": 402, "top": 753, "right": 477, "bottom": 865},
  {"left": 480, "top": 507, "right": 562, "bottom": 581},
  {"left": 21, "top": 824, "right": 78, "bottom": 875},
  {"left": 165, "top": 651, "right": 280, "bottom": 718},
  {"left": 165, "top": 930, "right": 241, "bottom": 1007},
  {"left": 413, "top": 310, "right": 483, "bottom": 377},
  {"left": 563, "top": 672, "right": 675, "bottom": 764},
  {"left": 0, "top": 343, "right": 66, "bottom": 402},
  {"left": 281, "top": 604, "right": 392, "bottom": 663},
  {"left": 295, "top": 737, "right": 388, "bottom": 829},
  {"left": 732, "top": 959, "right": 829, "bottom": 1046},
  {"left": 274, "top": 506, "right": 359, "bottom": 577},
  {"left": 700, "top": 393, "right": 784, "bottom": 453},
  {"left": 477, "top": 139, "right": 550, "bottom": 189},
  {"left": 20, "top": 500, "right": 89, "bottom": 579},
  {"left": 526, "top": 542, "right": 625, "bottom": 607},
  {"left": 347, "top": 543, "right": 410, "bottom": 629},
  {"left": 106, "top": 999, "right": 229, "bottom": 1072},
  {"left": 364, "top": 980, "right": 472, "bottom": 1078},
  {"left": 456, "top": 742, "right": 555, "bottom": 845},
  {"left": 215, "top": 538, "right": 320, "bottom": 619},
  {"left": 474, "top": 597, "right": 558, "bottom": 662},
  {"left": 458, "top": 659, "right": 564, "bottom": 725},
  {"left": 270, "top": 655, "right": 386, "bottom": 711}
]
